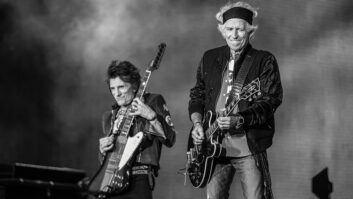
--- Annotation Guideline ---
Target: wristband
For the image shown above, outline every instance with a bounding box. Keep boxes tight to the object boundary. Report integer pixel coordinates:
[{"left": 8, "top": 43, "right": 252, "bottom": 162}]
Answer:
[{"left": 194, "top": 121, "right": 202, "bottom": 126}]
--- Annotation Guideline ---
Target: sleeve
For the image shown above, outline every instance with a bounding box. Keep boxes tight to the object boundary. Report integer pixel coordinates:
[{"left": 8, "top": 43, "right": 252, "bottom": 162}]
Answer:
[
  {"left": 188, "top": 57, "right": 206, "bottom": 118},
  {"left": 147, "top": 95, "right": 176, "bottom": 148},
  {"left": 238, "top": 53, "right": 283, "bottom": 126}
]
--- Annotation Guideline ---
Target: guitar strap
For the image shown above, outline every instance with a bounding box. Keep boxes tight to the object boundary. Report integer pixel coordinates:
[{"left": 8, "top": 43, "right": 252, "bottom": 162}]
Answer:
[
  {"left": 226, "top": 48, "right": 256, "bottom": 107},
  {"left": 227, "top": 49, "right": 274, "bottom": 199}
]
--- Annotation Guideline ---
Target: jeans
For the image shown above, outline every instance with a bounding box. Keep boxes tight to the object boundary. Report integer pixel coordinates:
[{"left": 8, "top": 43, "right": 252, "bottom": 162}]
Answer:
[{"left": 207, "top": 154, "right": 264, "bottom": 199}]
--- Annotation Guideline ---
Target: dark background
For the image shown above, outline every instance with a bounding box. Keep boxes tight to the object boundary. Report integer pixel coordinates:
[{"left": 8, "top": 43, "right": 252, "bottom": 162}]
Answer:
[{"left": 1, "top": 0, "right": 353, "bottom": 198}]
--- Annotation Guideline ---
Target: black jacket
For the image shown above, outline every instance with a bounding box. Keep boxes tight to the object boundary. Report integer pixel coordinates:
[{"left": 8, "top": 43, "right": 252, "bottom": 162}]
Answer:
[{"left": 189, "top": 44, "right": 283, "bottom": 153}]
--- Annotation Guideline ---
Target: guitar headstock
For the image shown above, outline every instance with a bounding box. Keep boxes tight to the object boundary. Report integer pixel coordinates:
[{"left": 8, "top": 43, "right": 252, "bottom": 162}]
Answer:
[
  {"left": 240, "top": 78, "right": 261, "bottom": 101},
  {"left": 148, "top": 43, "right": 166, "bottom": 71}
]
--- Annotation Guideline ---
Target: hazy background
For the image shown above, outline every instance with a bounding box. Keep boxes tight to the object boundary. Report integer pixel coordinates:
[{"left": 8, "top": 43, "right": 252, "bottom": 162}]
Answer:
[{"left": 1, "top": 0, "right": 353, "bottom": 198}]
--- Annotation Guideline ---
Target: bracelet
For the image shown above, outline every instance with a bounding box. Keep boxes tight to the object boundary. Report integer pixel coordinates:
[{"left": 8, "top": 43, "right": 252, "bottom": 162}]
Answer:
[{"left": 194, "top": 121, "right": 202, "bottom": 126}]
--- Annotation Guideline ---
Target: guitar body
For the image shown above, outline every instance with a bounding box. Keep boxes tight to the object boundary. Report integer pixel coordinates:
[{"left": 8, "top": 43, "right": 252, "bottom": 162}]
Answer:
[
  {"left": 186, "top": 112, "right": 225, "bottom": 188},
  {"left": 88, "top": 132, "right": 144, "bottom": 198}
]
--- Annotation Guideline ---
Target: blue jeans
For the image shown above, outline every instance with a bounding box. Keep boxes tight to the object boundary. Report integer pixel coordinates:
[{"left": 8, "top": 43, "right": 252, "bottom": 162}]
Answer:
[{"left": 207, "top": 154, "right": 264, "bottom": 199}]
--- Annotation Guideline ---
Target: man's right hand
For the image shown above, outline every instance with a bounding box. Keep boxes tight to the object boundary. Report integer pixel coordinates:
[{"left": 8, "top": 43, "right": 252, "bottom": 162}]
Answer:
[
  {"left": 191, "top": 123, "right": 205, "bottom": 145},
  {"left": 99, "top": 135, "right": 114, "bottom": 154}
]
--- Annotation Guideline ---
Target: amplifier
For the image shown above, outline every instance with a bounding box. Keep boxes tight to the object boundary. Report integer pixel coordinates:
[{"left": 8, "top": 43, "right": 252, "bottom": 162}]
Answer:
[
  {"left": 0, "top": 162, "right": 85, "bottom": 183},
  {"left": 0, "top": 163, "right": 87, "bottom": 199}
]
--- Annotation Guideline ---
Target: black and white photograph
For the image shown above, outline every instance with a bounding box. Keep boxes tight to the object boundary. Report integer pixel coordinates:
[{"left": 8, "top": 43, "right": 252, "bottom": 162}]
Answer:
[{"left": 1, "top": 0, "right": 352, "bottom": 198}]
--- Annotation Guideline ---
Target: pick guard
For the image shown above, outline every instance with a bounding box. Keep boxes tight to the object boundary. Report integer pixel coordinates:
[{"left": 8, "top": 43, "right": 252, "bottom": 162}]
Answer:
[{"left": 118, "top": 132, "right": 144, "bottom": 169}]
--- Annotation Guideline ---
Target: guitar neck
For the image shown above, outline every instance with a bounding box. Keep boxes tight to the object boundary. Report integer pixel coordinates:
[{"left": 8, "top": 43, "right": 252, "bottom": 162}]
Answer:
[
  {"left": 204, "top": 78, "right": 261, "bottom": 140},
  {"left": 205, "top": 98, "right": 241, "bottom": 140},
  {"left": 136, "top": 69, "right": 152, "bottom": 99}
]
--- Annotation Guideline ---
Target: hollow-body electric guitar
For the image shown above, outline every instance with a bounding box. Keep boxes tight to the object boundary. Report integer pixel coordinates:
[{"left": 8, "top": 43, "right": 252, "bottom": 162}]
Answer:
[
  {"left": 186, "top": 78, "right": 261, "bottom": 188},
  {"left": 88, "top": 43, "right": 166, "bottom": 198}
]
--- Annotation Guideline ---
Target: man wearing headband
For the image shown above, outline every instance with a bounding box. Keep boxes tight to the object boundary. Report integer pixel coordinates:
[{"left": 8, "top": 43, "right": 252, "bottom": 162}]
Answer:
[{"left": 188, "top": 1, "right": 282, "bottom": 199}]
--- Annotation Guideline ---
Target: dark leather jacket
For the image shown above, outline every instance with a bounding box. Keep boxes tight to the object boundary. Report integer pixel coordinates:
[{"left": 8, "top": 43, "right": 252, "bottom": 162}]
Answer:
[
  {"left": 189, "top": 44, "right": 283, "bottom": 153},
  {"left": 101, "top": 93, "right": 176, "bottom": 170}
]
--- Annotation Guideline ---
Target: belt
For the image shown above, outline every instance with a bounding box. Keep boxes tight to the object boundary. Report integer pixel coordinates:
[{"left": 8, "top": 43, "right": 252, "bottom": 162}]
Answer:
[
  {"left": 131, "top": 165, "right": 150, "bottom": 175},
  {"left": 131, "top": 165, "right": 155, "bottom": 190}
]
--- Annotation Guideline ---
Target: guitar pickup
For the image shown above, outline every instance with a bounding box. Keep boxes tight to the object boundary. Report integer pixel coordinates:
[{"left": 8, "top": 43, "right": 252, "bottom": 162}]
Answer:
[{"left": 117, "top": 136, "right": 127, "bottom": 144}]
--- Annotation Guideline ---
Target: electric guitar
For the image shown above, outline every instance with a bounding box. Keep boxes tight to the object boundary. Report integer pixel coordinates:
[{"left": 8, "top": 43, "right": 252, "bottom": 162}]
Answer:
[
  {"left": 186, "top": 78, "right": 261, "bottom": 188},
  {"left": 87, "top": 43, "right": 166, "bottom": 198}
]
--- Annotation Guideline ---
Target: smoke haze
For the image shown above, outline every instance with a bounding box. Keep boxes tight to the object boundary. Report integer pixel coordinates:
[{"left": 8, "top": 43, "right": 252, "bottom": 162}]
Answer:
[{"left": 1, "top": 0, "right": 353, "bottom": 198}]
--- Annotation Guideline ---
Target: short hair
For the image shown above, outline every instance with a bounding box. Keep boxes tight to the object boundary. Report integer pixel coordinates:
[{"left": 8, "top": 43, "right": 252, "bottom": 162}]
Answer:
[
  {"left": 106, "top": 60, "right": 141, "bottom": 91},
  {"left": 216, "top": 1, "right": 258, "bottom": 40}
]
